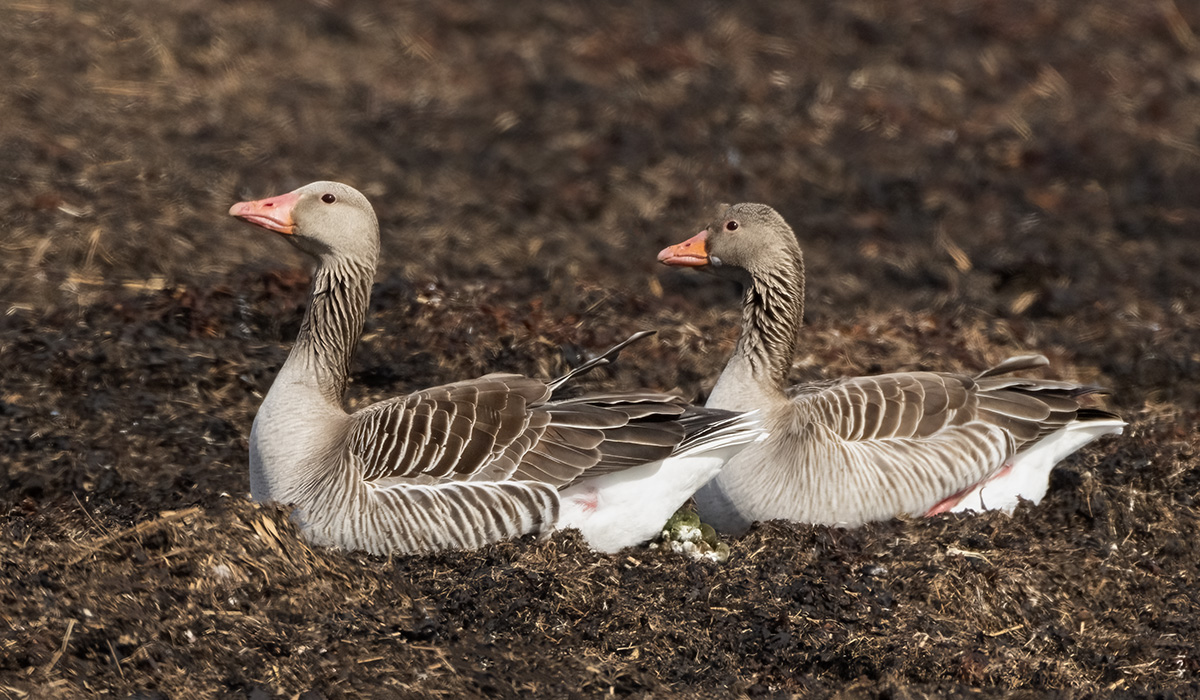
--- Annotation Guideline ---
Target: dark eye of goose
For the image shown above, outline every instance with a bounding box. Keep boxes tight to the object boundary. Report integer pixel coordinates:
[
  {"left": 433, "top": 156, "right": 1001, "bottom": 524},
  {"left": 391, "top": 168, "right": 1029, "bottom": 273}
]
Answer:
[
  {"left": 321, "top": 193, "right": 337, "bottom": 204},
  {"left": 725, "top": 220, "right": 739, "bottom": 231}
]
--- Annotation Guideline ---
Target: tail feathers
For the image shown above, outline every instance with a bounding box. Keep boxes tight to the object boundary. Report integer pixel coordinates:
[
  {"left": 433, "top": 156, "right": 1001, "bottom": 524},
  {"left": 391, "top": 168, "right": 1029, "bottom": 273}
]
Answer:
[
  {"left": 974, "top": 355, "right": 1112, "bottom": 401},
  {"left": 674, "top": 410, "right": 765, "bottom": 456},
  {"left": 944, "top": 416, "right": 1124, "bottom": 515},
  {"left": 974, "top": 356, "right": 1121, "bottom": 446}
]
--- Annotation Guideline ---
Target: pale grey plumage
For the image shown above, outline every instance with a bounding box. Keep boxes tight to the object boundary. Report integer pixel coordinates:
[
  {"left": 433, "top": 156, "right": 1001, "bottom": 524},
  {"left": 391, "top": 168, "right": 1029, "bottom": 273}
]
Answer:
[
  {"left": 659, "top": 202, "right": 1124, "bottom": 533},
  {"left": 231, "top": 181, "right": 759, "bottom": 555}
]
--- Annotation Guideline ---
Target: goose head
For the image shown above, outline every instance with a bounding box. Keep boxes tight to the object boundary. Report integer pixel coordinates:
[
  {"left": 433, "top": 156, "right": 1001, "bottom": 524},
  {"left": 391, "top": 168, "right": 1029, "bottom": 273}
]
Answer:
[
  {"left": 657, "top": 203, "right": 801, "bottom": 283},
  {"left": 230, "top": 180, "right": 379, "bottom": 263}
]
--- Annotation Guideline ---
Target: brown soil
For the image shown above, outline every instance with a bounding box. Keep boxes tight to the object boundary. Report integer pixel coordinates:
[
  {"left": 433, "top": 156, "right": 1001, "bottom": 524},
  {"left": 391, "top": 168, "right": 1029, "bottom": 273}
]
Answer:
[{"left": 2, "top": 0, "right": 1199, "bottom": 697}]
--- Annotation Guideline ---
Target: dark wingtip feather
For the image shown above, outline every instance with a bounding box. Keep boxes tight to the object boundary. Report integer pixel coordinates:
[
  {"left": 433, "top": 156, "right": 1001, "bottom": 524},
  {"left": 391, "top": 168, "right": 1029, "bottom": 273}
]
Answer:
[
  {"left": 548, "top": 331, "right": 657, "bottom": 392},
  {"left": 975, "top": 355, "right": 1049, "bottom": 379},
  {"left": 1075, "top": 407, "right": 1124, "bottom": 422}
]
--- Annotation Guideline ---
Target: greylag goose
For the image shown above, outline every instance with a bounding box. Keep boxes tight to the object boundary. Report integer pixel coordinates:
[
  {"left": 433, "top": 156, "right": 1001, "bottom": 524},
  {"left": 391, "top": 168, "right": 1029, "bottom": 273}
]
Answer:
[
  {"left": 658, "top": 203, "right": 1125, "bottom": 534},
  {"left": 228, "top": 181, "right": 762, "bottom": 555}
]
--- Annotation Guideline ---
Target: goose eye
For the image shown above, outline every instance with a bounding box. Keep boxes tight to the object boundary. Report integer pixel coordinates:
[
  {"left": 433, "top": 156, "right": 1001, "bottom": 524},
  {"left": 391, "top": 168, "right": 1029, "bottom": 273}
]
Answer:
[
  {"left": 725, "top": 220, "right": 739, "bottom": 231},
  {"left": 321, "top": 193, "right": 337, "bottom": 204}
]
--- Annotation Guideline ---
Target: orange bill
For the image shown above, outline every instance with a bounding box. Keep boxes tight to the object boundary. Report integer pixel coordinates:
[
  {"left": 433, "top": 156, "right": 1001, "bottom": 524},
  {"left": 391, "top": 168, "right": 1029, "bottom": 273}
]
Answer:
[
  {"left": 657, "top": 230, "right": 710, "bottom": 267},
  {"left": 229, "top": 191, "right": 300, "bottom": 234}
]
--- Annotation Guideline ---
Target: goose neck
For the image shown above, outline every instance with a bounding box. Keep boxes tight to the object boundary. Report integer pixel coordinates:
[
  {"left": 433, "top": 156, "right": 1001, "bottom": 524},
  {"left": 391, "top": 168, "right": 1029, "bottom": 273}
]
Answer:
[
  {"left": 734, "top": 259, "right": 805, "bottom": 392},
  {"left": 288, "top": 255, "right": 375, "bottom": 404}
]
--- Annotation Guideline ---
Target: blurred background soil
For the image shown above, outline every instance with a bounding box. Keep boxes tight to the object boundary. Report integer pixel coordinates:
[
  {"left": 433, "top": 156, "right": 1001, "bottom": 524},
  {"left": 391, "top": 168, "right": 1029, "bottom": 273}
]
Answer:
[{"left": 1, "top": 0, "right": 1199, "bottom": 697}]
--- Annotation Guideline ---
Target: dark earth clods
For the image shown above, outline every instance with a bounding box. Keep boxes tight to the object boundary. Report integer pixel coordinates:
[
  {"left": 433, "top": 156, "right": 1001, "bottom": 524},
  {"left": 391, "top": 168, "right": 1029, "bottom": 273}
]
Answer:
[{"left": 2, "top": 0, "right": 1199, "bottom": 698}]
